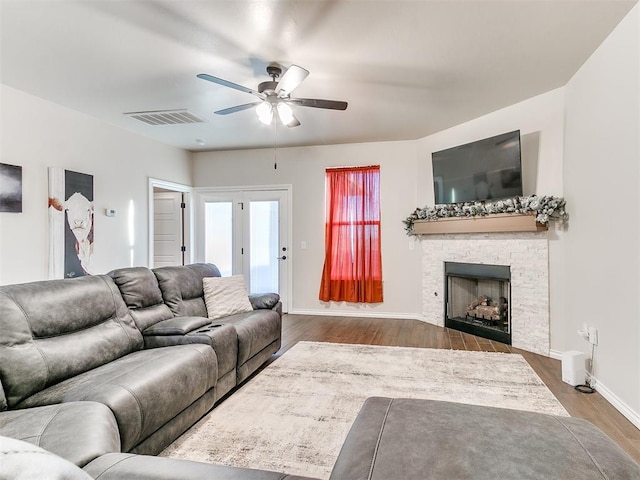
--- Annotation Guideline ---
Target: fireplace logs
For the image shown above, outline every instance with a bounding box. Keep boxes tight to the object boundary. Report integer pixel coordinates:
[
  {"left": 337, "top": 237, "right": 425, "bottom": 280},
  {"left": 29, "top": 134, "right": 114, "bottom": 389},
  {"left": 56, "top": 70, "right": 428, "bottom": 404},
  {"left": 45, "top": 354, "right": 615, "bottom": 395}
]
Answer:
[{"left": 466, "top": 295, "right": 508, "bottom": 322}]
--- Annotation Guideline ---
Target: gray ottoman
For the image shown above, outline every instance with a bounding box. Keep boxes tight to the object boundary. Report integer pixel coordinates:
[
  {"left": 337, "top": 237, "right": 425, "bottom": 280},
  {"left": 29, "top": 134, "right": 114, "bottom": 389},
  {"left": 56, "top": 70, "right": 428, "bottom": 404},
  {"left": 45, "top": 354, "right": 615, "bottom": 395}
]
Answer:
[{"left": 330, "top": 397, "right": 640, "bottom": 480}]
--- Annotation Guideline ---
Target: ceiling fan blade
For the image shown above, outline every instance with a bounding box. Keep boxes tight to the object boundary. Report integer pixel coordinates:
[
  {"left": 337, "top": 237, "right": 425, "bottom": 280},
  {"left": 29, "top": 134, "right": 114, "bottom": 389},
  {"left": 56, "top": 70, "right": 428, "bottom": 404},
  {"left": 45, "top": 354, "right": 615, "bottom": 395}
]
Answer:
[
  {"left": 285, "top": 111, "right": 301, "bottom": 128},
  {"left": 197, "top": 73, "right": 264, "bottom": 99},
  {"left": 214, "top": 102, "right": 261, "bottom": 115},
  {"left": 289, "top": 98, "right": 348, "bottom": 110},
  {"left": 275, "top": 65, "right": 309, "bottom": 97}
]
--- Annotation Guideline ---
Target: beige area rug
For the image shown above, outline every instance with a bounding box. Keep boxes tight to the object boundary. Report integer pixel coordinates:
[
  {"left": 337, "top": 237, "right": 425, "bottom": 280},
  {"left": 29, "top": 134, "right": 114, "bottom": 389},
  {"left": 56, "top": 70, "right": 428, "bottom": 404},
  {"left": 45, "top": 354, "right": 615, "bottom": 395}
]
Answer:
[{"left": 161, "top": 341, "right": 568, "bottom": 479}]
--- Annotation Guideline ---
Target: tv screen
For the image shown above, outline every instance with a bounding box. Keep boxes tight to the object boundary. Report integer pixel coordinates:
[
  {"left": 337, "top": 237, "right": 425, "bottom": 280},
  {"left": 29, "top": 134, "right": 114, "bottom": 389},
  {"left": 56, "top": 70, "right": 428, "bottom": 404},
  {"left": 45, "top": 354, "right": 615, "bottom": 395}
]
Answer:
[{"left": 432, "top": 130, "right": 522, "bottom": 204}]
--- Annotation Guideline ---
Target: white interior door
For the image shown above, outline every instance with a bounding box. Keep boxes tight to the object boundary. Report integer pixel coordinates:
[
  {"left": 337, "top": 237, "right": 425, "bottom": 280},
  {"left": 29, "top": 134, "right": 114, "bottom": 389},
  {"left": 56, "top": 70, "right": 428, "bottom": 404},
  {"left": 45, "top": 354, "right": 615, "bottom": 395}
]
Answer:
[
  {"left": 199, "top": 187, "right": 290, "bottom": 312},
  {"left": 153, "top": 191, "right": 184, "bottom": 267}
]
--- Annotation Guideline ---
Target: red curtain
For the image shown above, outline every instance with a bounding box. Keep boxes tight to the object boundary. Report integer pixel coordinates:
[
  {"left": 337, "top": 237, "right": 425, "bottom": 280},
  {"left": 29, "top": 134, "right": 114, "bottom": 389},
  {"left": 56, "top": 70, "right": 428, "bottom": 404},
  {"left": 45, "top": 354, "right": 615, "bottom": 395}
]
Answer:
[{"left": 319, "top": 165, "right": 383, "bottom": 303}]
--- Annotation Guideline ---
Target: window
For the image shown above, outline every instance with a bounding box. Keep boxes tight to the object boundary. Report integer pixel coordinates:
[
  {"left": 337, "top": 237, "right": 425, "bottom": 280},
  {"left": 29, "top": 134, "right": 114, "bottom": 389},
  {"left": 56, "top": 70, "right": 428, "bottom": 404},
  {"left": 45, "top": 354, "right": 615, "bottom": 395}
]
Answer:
[{"left": 319, "top": 165, "right": 383, "bottom": 303}]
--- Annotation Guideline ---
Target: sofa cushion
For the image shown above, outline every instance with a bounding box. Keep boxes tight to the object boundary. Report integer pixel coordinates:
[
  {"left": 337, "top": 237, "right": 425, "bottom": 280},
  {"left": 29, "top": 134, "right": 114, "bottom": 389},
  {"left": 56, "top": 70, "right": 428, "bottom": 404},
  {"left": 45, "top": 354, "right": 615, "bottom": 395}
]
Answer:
[
  {"left": 143, "top": 316, "right": 211, "bottom": 336},
  {"left": 84, "top": 453, "right": 320, "bottom": 480},
  {"left": 329, "top": 397, "right": 640, "bottom": 480},
  {"left": 0, "top": 436, "right": 93, "bottom": 480},
  {"left": 0, "top": 402, "right": 120, "bottom": 467},
  {"left": 17, "top": 345, "right": 218, "bottom": 452},
  {"left": 143, "top": 323, "right": 238, "bottom": 400},
  {"left": 0, "top": 275, "right": 143, "bottom": 408},
  {"left": 222, "top": 309, "right": 282, "bottom": 366},
  {"left": 108, "top": 266, "right": 173, "bottom": 331},
  {"left": 203, "top": 275, "right": 254, "bottom": 320},
  {"left": 154, "top": 263, "right": 221, "bottom": 317}
]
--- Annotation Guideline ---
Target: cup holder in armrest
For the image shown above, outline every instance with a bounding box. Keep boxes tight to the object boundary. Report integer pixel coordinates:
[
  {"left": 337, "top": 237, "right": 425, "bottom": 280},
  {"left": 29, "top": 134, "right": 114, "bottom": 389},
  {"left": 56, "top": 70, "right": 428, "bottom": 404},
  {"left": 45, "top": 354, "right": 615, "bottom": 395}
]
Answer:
[{"left": 194, "top": 323, "right": 224, "bottom": 334}]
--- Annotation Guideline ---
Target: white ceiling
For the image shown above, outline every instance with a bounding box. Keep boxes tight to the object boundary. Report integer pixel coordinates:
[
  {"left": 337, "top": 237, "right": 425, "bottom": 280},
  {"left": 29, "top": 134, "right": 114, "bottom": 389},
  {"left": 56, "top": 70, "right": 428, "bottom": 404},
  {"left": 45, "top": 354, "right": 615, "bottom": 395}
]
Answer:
[{"left": 1, "top": 0, "right": 636, "bottom": 152}]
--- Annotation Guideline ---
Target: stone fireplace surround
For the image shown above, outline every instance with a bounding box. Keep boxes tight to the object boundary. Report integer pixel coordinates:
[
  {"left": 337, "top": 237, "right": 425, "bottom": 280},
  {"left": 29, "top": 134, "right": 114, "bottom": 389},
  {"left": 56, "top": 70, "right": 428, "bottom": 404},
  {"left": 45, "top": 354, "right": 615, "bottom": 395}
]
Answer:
[{"left": 421, "top": 232, "right": 549, "bottom": 356}]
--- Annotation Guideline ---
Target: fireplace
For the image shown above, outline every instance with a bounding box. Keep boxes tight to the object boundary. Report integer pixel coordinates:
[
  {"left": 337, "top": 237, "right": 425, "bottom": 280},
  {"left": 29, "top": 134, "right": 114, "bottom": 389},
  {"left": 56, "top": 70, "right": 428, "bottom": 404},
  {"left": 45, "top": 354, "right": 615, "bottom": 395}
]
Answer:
[
  {"left": 422, "top": 232, "right": 549, "bottom": 355},
  {"left": 444, "top": 262, "right": 511, "bottom": 344}
]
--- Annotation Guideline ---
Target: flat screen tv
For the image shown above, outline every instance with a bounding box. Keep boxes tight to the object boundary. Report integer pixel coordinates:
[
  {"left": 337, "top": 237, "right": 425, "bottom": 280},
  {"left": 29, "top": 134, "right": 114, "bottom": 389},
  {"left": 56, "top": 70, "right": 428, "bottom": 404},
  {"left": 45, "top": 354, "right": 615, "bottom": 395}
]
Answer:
[{"left": 432, "top": 130, "right": 522, "bottom": 204}]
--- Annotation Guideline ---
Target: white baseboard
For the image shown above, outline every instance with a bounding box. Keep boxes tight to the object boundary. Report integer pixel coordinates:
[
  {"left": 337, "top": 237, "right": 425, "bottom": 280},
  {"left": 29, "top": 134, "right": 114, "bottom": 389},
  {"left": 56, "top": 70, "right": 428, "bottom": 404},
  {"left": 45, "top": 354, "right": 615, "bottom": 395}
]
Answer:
[
  {"left": 592, "top": 377, "right": 640, "bottom": 430},
  {"left": 287, "top": 309, "right": 422, "bottom": 321},
  {"left": 549, "top": 349, "right": 563, "bottom": 360},
  {"left": 551, "top": 350, "right": 640, "bottom": 431}
]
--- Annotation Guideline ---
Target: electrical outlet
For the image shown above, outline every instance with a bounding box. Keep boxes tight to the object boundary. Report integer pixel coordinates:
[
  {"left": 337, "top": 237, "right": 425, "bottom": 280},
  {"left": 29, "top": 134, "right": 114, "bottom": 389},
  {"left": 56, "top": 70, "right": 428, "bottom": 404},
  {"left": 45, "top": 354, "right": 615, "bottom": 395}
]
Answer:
[
  {"left": 577, "top": 323, "right": 589, "bottom": 340},
  {"left": 587, "top": 327, "right": 598, "bottom": 346}
]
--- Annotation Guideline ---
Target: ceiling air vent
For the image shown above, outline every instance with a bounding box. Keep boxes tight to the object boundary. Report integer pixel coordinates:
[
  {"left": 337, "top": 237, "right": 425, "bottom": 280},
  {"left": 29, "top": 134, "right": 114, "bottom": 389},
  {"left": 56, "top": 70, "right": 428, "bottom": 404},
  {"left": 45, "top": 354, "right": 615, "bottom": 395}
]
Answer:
[{"left": 124, "top": 109, "right": 205, "bottom": 126}]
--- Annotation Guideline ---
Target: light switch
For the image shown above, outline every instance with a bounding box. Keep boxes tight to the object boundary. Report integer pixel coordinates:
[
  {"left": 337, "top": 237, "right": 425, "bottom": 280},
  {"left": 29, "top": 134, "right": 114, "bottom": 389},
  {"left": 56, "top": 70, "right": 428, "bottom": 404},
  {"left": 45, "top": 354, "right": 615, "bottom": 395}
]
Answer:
[{"left": 301, "top": 241, "right": 307, "bottom": 250}]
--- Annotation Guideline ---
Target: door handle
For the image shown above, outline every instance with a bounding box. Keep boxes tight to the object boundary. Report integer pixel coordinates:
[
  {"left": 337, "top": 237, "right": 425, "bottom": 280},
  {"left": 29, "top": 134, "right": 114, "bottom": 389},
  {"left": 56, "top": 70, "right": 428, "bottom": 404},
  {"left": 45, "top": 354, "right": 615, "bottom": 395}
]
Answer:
[{"left": 277, "top": 256, "right": 287, "bottom": 260}]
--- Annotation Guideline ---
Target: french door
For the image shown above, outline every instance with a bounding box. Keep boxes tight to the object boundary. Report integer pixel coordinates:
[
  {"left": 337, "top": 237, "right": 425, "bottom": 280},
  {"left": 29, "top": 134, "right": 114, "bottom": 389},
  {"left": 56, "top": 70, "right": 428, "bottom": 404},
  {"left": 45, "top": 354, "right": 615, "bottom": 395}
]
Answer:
[{"left": 197, "top": 187, "right": 290, "bottom": 312}]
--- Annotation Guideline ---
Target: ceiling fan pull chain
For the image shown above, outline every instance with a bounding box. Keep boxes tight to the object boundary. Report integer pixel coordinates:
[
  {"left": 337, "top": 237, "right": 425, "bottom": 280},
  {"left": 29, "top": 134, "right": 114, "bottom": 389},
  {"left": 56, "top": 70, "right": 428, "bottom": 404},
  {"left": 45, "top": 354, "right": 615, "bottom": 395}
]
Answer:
[{"left": 274, "top": 119, "right": 278, "bottom": 170}]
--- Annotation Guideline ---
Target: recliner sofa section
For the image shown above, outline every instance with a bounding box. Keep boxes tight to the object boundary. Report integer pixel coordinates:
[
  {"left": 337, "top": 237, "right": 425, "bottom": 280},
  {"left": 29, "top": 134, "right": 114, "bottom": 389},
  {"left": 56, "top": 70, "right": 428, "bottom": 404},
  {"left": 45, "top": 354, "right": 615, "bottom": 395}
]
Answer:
[
  {"left": 128, "top": 263, "right": 282, "bottom": 385},
  {"left": 108, "top": 265, "right": 239, "bottom": 401},
  {"left": 0, "top": 275, "right": 218, "bottom": 455}
]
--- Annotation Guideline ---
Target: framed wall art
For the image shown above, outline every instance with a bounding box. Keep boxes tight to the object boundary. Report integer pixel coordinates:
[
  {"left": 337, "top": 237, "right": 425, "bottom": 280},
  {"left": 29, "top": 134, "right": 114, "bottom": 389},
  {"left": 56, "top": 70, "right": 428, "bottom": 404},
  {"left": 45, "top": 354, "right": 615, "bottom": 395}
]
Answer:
[
  {"left": 48, "top": 168, "right": 94, "bottom": 279},
  {"left": 0, "top": 163, "right": 23, "bottom": 213}
]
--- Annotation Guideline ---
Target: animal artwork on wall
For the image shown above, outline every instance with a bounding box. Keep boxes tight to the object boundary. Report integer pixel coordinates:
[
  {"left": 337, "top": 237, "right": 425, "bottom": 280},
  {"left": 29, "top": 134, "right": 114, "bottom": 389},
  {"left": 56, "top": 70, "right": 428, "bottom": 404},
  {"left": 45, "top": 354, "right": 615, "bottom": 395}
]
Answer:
[{"left": 48, "top": 168, "right": 94, "bottom": 279}]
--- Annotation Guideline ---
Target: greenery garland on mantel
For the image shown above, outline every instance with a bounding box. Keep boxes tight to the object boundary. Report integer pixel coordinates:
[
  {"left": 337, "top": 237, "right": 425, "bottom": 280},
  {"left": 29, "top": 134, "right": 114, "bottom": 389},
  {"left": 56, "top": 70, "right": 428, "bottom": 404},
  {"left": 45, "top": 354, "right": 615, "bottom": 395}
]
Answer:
[{"left": 403, "top": 195, "right": 568, "bottom": 236}]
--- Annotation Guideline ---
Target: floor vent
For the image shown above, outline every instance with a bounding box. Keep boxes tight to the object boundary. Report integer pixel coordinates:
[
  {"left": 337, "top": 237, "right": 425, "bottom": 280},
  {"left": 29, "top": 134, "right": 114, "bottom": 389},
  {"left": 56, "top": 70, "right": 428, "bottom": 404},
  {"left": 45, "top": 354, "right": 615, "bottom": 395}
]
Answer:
[{"left": 124, "top": 109, "right": 205, "bottom": 126}]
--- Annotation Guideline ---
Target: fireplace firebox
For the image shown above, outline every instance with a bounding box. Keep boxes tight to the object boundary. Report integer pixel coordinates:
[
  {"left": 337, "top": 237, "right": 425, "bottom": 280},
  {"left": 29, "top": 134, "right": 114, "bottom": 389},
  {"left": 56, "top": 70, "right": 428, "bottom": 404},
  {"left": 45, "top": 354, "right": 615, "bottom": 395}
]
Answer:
[{"left": 444, "top": 262, "right": 511, "bottom": 344}]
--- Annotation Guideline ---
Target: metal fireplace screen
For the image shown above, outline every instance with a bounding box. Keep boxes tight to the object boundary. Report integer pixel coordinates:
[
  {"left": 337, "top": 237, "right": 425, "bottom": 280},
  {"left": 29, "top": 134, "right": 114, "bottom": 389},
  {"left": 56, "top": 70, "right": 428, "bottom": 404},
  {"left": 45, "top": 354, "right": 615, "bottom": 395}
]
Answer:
[{"left": 444, "top": 262, "right": 511, "bottom": 344}]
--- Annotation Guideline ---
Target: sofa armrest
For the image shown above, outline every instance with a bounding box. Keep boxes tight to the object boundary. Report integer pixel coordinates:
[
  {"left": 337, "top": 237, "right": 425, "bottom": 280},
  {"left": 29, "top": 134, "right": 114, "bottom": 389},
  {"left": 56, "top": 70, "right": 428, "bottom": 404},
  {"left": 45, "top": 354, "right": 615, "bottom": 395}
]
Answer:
[
  {"left": 248, "top": 293, "right": 280, "bottom": 310},
  {"left": 84, "top": 453, "right": 320, "bottom": 480},
  {"left": 0, "top": 402, "right": 120, "bottom": 468},
  {"left": 143, "top": 316, "right": 211, "bottom": 336},
  {"left": 0, "top": 436, "right": 93, "bottom": 480}
]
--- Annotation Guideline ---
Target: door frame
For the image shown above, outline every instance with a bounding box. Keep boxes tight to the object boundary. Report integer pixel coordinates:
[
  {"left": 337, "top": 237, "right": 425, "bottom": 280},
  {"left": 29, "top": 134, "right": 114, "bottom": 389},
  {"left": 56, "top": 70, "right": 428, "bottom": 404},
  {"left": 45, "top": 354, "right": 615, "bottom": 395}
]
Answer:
[
  {"left": 194, "top": 184, "right": 293, "bottom": 313},
  {"left": 148, "top": 178, "right": 193, "bottom": 268}
]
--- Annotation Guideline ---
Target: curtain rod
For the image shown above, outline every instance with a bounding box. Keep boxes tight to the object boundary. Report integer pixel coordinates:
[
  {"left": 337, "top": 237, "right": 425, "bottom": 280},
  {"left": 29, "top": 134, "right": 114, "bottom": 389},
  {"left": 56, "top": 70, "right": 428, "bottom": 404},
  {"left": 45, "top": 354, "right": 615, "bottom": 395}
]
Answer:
[{"left": 326, "top": 165, "right": 380, "bottom": 170}]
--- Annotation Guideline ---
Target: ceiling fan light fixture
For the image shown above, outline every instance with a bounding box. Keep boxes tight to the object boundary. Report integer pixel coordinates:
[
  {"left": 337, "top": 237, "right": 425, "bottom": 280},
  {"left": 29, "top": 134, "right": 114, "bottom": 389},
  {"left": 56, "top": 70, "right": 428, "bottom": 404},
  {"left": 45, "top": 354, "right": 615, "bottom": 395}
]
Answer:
[
  {"left": 256, "top": 102, "right": 273, "bottom": 125},
  {"left": 277, "top": 102, "right": 295, "bottom": 126},
  {"left": 199, "top": 63, "right": 347, "bottom": 129}
]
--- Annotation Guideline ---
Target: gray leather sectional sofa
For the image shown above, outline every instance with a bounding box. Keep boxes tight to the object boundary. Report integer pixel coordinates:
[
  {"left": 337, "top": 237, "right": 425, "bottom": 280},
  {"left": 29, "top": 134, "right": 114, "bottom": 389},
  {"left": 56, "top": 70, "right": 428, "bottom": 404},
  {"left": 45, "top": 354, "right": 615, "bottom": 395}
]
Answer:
[
  {"left": 1, "top": 264, "right": 639, "bottom": 479},
  {"left": 0, "top": 263, "right": 306, "bottom": 479}
]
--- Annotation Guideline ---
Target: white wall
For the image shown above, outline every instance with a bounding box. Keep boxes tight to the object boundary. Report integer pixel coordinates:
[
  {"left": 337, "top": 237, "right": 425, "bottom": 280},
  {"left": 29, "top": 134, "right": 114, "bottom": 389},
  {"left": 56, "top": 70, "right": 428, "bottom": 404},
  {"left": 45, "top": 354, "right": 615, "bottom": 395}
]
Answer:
[
  {"left": 415, "top": 88, "right": 565, "bottom": 206},
  {"left": 563, "top": 5, "right": 640, "bottom": 421},
  {"left": 0, "top": 85, "right": 192, "bottom": 285},
  {"left": 192, "top": 89, "right": 566, "bottom": 324},
  {"left": 192, "top": 141, "right": 423, "bottom": 318}
]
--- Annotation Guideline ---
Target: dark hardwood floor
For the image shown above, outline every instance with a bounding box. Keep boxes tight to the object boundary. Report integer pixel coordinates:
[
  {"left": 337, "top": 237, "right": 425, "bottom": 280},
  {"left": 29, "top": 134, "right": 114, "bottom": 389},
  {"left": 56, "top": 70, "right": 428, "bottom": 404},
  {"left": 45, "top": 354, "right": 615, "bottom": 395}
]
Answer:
[{"left": 272, "top": 314, "right": 640, "bottom": 463}]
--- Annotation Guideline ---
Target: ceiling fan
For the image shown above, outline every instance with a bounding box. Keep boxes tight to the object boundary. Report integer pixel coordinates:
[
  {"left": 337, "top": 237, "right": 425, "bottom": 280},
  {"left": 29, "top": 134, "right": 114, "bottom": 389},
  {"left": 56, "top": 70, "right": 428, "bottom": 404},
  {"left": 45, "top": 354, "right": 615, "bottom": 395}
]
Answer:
[{"left": 197, "top": 64, "right": 347, "bottom": 128}]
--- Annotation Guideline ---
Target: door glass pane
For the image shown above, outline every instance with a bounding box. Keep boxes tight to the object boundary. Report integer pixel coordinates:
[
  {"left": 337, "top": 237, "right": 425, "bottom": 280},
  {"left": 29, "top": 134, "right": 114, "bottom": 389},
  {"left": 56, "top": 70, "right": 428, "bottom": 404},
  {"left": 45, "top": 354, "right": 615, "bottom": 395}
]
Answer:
[
  {"left": 204, "top": 202, "right": 233, "bottom": 277},
  {"left": 249, "top": 200, "right": 279, "bottom": 294}
]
